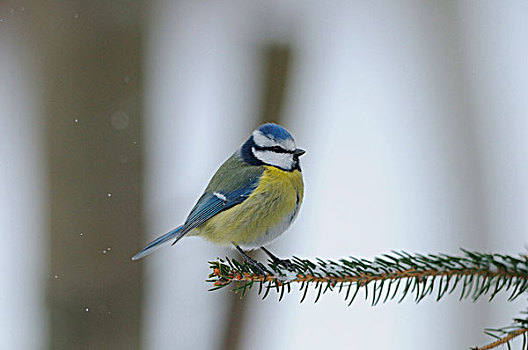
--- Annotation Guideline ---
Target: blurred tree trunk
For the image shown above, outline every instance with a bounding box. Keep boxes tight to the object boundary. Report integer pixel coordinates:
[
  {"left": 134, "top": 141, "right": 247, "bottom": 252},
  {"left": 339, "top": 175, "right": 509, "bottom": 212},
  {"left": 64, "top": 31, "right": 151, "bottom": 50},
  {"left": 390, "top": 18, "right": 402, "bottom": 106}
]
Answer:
[
  {"left": 32, "top": 2, "right": 145, "bottom": 349},
  {"left": 220, "top": 44, "right": 293, "bottom": 350}
]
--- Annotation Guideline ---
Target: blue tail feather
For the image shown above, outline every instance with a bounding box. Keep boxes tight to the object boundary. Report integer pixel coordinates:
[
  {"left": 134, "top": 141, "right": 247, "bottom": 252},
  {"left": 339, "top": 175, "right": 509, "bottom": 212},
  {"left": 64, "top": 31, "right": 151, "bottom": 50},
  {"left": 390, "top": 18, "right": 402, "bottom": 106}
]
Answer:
[{"left": 131, "top": 225, "right": 185, "bottom": 261}]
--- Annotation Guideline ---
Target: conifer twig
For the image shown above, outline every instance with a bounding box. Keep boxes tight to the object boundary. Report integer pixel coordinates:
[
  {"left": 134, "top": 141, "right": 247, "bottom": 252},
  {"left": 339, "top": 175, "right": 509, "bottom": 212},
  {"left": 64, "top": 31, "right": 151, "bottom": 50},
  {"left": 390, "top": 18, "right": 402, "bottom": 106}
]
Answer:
[
  {"left": 207, "top": 249, "right": 528, "bottom": 349},
  {"left": 474, "top": 328, "right": 528, "bottom": 350}
]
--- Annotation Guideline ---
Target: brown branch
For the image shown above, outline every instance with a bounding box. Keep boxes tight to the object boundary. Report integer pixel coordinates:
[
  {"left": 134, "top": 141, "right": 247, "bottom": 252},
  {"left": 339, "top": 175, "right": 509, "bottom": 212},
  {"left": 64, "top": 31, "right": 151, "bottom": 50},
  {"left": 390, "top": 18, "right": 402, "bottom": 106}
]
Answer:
[
  {"left": 211, "top": 254, "right": 528, "bottom": 350},
  {"left": 474, "top": 328, "right": 528, "bottom": 350},
  {"left": 212, "top": 267, "right": 528, "bottom": 286}
]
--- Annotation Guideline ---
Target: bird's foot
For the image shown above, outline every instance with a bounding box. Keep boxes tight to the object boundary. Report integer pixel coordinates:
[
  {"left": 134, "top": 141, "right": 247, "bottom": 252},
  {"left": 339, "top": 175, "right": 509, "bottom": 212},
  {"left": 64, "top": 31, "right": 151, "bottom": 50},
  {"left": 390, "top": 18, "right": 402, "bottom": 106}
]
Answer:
[
  {"left": 261, "top": 247, "right": 295, "bottom": 271},
  {"left": 234, "top": 244, "right": 268, "bottom": 277}
]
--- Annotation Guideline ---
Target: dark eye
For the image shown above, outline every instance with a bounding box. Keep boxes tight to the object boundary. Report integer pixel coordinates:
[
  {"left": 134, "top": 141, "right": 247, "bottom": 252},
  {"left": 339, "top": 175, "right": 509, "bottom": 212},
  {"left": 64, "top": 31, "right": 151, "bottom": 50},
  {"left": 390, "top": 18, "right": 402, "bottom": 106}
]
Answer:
[{"left": 270, "top": 146, "right": 284, "bottom": 153}]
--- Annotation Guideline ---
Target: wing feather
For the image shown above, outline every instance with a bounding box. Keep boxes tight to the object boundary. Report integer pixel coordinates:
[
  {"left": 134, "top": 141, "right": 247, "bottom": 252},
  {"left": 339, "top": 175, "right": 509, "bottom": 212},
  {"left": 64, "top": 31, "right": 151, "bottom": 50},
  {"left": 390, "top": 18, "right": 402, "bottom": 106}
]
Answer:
[
  {"left": 133, "top": 154, "right": 264, "bottom": 259},
  {"left": 179, "top": 179, "right": 259, "bottom": 236}
]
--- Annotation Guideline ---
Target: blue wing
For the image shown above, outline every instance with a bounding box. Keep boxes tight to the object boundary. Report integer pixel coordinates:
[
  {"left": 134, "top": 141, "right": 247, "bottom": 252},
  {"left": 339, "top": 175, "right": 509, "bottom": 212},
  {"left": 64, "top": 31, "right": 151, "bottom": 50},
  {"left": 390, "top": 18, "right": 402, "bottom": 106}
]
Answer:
[
  {"left": 131, "top": 177, "right": 259, "bottom": 260},
  {"left": 178, "top": 178, "right": 260, "bottom": 237}
]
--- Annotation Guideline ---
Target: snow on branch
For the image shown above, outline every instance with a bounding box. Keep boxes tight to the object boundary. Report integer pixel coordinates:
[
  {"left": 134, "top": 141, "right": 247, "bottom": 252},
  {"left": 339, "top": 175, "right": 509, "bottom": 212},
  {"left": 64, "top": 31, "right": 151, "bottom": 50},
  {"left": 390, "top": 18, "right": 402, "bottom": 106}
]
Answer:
[{"left": 208, "top": 249, "right": 528, "bottom": 350}]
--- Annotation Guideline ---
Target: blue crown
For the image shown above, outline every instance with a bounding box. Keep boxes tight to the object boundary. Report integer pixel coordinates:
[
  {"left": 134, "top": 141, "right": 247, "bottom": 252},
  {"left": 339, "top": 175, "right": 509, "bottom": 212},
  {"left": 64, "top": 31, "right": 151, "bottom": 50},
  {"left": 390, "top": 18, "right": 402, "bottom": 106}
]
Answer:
[{"left": 257, "top": 123, "right": 294, "bottom": 141}]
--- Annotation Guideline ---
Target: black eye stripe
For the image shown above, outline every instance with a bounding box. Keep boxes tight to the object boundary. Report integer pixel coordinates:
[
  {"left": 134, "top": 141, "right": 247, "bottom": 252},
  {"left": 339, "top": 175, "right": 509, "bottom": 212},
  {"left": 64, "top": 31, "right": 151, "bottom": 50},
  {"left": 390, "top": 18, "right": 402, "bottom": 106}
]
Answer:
[{"left": 254, "top": 145, "right": 294, "bottom": 154}]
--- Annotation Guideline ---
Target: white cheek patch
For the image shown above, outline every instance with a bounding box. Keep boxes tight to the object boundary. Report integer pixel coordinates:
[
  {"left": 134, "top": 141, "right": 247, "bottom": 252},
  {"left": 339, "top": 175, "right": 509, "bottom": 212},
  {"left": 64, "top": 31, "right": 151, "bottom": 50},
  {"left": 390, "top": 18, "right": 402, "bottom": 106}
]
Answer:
[
  {"left": 252, "top": 148, "right": 294, "bottom": 170},
  {"left": 252, "top": 130, "right": 296, "bottom": 151}
]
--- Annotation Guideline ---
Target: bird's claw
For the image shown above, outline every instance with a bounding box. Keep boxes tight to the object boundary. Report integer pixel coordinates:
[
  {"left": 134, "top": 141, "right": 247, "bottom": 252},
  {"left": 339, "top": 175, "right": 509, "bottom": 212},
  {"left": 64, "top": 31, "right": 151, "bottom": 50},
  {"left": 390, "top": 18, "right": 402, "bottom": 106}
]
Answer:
[
  {"left": 245, "top": 259, "right": 268, "bottom": 277},
  {"left": 273, "top": 258, "right": 295, "bottom": 271},
  {"left": 234, "top": 244, "right": 268, "bottom": 277},
  {"left": 261, "top": 247, "right": 295, "bottom": 271}
]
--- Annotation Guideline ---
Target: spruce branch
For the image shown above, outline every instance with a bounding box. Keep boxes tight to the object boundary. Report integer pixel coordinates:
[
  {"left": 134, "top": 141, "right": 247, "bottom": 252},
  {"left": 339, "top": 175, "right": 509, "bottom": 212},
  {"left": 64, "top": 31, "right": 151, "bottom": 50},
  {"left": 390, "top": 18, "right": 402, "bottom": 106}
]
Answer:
[{"left": 207, "top": 249, "right": 528, "bottom": 349}]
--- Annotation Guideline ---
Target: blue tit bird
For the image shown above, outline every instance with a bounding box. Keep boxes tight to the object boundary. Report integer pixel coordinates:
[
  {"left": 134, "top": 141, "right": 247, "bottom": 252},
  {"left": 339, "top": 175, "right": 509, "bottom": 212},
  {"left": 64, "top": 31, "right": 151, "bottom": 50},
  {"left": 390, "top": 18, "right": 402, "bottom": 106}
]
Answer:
[{"left": 132, "top": 122, "right": 305, "bottom": 270}]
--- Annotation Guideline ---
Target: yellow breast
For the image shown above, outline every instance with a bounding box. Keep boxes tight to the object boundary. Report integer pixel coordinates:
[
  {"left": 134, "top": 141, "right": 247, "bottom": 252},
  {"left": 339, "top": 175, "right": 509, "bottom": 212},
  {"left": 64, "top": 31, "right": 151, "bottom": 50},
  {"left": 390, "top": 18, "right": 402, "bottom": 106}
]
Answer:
[{"left": 196, "top": 166, "right": 304, "bottom": 249}]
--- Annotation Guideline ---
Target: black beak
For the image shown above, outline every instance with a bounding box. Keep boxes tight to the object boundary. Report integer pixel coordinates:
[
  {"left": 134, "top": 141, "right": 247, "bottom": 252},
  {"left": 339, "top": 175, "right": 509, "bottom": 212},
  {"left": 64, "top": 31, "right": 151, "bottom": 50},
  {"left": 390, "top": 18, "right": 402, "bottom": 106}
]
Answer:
[{"left": 294, "top": 148, "right": 306, "bottom": 156}]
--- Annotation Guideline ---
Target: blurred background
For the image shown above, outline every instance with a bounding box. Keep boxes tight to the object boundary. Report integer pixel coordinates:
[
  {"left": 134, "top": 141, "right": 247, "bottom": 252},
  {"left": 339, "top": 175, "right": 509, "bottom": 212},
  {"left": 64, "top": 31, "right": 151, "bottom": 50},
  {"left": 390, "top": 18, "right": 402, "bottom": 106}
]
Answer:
[{"left": 1, "top": 1, "right": 527, "bottom": 349}]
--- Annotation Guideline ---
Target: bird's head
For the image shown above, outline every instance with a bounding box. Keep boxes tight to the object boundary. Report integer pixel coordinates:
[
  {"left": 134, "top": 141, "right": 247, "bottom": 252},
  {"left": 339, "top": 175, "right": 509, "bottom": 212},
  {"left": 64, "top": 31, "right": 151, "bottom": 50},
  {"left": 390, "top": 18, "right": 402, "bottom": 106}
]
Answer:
[{"left": 240, "top": 123, "right": 305, "bottom": 171}]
